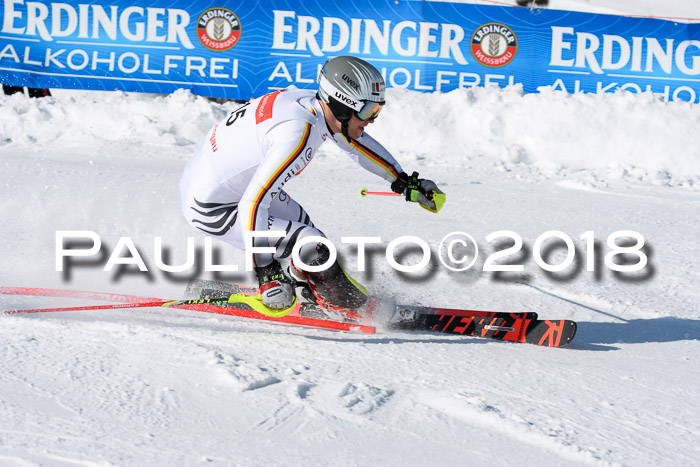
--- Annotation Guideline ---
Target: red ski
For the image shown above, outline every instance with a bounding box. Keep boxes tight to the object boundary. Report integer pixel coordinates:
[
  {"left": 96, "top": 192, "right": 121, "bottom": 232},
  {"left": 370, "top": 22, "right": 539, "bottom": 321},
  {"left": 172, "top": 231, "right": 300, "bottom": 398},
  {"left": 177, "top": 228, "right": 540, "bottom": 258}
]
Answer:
[
  {"left": 417, "top": 313, "right": 577, "bottom": 347},
  {"left": 1, "top": 283, "right": 577, "bottom": 347}
]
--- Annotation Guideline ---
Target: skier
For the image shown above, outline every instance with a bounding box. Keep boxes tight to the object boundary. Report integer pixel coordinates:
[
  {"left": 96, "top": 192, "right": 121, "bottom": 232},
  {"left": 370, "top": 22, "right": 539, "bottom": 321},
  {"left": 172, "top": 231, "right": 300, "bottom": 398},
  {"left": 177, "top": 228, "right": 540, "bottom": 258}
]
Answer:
[{"left": 179, "top": 56, "right": 445, "bottom": 315}]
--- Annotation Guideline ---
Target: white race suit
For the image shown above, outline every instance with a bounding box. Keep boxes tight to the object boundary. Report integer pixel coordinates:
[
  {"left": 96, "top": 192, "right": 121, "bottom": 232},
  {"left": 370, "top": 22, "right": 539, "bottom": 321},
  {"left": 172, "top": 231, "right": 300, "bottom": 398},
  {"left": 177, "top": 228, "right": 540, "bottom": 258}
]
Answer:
[{"left": 179, "top": 86, "right": 403, "bottom": 268}]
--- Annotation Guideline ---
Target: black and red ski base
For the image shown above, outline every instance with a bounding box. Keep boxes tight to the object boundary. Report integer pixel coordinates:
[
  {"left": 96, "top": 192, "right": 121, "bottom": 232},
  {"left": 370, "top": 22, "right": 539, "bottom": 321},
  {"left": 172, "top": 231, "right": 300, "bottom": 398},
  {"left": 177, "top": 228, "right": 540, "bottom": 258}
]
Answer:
[{"left": 405, "top": 313, "right": 577, "bottom": 347}]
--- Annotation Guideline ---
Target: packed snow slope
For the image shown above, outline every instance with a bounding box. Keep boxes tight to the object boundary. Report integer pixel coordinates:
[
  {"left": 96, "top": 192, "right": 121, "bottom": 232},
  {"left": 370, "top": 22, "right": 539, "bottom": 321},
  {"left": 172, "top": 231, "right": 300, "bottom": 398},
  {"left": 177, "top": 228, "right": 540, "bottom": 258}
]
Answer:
[{"left": 1, "top": 3, "right": 700, "bottom": 467}]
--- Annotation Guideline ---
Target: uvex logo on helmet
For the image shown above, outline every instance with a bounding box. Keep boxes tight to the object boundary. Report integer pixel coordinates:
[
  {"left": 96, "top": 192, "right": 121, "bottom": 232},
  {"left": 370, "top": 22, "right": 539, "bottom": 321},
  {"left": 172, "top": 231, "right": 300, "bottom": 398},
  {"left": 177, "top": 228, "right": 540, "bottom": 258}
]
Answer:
[
  {"left": 334, "top": 92, "right": 358, "bottom": 108},
  {"left": 341, "top": 74, "right": 360, "bottom": 90}
]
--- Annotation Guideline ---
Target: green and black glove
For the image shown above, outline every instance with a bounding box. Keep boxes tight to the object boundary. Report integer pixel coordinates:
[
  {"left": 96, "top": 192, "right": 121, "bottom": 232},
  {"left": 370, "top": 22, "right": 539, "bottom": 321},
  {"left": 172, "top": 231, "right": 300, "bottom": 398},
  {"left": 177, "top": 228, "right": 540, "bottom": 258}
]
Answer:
[{"left": 391, "top": 171, "right": 446, "bottom": 213}]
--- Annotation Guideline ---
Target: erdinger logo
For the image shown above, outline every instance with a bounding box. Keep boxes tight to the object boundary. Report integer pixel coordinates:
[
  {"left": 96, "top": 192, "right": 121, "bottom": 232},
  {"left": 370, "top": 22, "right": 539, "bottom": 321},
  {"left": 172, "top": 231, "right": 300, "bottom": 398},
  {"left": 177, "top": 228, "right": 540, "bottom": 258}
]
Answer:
[
  {"left": 197, "top": 8, "right": 241, "bottom": 51},
  {"left": 471, "top": 23, "right": 518, "bottom": 67}
]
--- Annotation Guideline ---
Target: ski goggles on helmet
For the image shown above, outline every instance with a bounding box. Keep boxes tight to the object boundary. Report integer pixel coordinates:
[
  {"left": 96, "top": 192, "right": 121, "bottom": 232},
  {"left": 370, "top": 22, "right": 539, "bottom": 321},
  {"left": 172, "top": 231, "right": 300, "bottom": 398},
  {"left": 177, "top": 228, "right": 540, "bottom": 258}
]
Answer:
[{"left": 355, "top": 100, "right": 384, "bottom": 121}]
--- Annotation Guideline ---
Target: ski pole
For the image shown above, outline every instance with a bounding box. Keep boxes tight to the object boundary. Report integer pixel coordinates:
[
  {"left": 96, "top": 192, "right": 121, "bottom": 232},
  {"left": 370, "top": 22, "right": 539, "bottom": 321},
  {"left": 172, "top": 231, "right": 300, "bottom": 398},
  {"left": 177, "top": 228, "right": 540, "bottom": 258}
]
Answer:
[
  {"left": 2, "top": 297, "right": 233, "bottom": 314},
  {"left": 359, "top": 188, "right": 401, "bottom": 197}
]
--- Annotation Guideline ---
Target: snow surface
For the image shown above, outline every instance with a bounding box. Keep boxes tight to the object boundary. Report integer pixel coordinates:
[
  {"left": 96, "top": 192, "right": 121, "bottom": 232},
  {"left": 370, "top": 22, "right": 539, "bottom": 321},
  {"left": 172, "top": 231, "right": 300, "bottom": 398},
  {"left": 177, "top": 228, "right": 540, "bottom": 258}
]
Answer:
[{"left": 1, "top": 1, "right": 700, "bottom": 465}]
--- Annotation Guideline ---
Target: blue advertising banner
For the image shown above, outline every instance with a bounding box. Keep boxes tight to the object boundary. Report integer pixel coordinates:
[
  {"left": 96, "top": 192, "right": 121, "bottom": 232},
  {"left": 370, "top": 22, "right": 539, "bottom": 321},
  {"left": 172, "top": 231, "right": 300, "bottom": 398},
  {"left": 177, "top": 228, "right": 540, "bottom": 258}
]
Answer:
[{"left": 1, "top": 0, "right": 699, "bottom": 102}]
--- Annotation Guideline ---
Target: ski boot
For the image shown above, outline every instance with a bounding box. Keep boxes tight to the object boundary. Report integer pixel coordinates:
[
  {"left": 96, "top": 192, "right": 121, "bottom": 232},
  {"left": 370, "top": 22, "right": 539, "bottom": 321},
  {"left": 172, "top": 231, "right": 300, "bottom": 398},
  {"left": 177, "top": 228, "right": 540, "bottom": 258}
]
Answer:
[
  {"left": 289, "top": 245, "right": 372, "bottom": 322},
  {"left": 254, "top": 260, "right": 295, "bottom": 309}
]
